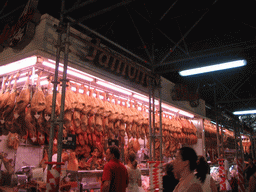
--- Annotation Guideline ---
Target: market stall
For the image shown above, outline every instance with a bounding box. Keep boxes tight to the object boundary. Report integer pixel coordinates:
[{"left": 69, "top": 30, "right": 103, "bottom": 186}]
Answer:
[{"left": 0, "top": 13, "right": 206, "bottom": 191}]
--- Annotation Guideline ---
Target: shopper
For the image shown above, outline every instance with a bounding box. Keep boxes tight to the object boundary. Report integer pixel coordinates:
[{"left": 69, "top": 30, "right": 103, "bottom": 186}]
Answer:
[
  {"left": 196, "top": 156, "right": 217, "bottom": 192},
  {"left": 163, "top": 162, "right": 179, "bottom": 192},
  {"left": 125, "top": 151, "right": 143, "bottom": 192},
  {"left": 173, "top": 147, "right": 203, "bottom": 192},
  {"left": 244, "top": 156, "right": 256, "bottom": 182},
  {"left": 101, "top": 145, "right": 129, "bottom": 192}
]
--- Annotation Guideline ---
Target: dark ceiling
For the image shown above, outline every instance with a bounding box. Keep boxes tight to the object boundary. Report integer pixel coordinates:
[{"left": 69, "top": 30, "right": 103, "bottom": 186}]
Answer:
[{"left": 1, "top": 0, "right": 256, "bottom": 131}]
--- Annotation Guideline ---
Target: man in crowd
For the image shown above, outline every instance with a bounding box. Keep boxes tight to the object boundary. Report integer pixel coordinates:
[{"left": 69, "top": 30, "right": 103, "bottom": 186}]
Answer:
[{"left": 101, "top": 145, "right": 129, "bottom": 192}]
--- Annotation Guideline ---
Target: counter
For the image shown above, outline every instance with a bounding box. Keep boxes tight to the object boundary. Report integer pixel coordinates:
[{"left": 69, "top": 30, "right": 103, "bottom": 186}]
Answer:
[{"left": 67, "top": 170, "right": 103, "bottom": 192}]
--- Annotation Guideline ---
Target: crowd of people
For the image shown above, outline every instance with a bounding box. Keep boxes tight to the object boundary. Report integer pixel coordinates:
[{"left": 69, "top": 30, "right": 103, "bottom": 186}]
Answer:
[
  {"left": 100, "top": 146, "right": 216, "bottom": 192},
  {"left": 100, "top": 145, "right": 256, "bottom": 192}
]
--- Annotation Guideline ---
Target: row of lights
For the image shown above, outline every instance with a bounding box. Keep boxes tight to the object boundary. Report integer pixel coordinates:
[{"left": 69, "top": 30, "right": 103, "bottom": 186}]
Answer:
[{"left": 0, "top": 56, "right": 195, "bottom": 118}]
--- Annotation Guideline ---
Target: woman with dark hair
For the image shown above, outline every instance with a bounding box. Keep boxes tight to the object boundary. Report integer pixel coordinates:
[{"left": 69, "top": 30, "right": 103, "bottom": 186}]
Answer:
[
  {"left": 163, "top": 162, "right": 179, "bottom": 192},
  {"left": 196, "top": 156, "right": 217, "bottom": 192},
  {"left": 173, "top": 147, "right": 203, "bottom": 192},
  {"left": 125, "top": 151, "right": 143, "bottom": 192}
]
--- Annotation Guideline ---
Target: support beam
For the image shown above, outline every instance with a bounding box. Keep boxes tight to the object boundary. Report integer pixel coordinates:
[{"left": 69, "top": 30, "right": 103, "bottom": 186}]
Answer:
[
  {"left": 64, "top": 0, "right": 97, "bottom": 14},
  {"left": 66, "top": 16, "right": 148, "bottom": 65},
  {"left": 157, "top": 2, "right": 217, "bottom": 66},
  {"left": 77, "top": 0, "right": 137, "bottom": 23},
  {"left": 217, "top": 97, "right": 256, "bottom": 104},
  {"left": 131, "top": 8, "right": 188, "bottom": 55},
  {"left": 159, "top": 0, "right": 179, "bottom": 21},
  {"left": 125, "top": 6, "right": 153, "bottom": 64}
]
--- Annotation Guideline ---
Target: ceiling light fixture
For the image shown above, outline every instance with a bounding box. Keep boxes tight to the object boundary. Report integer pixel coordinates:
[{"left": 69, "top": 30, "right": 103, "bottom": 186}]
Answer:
[
  {"left": 42, "top": 61, "right": 94, "bottom": 82},
  {"left": 233, "top": 110, "right": 256, "bottom": 115},
  {"left": 133, "top": 94, "right": 159, "bottom": 105},
  {"left": 0, "top": 56, "right": 37, "bottom": 76},
  {"left": 96, "top": 81, "right": 132, "bottom": 95},
  {"left": 162, "top": 103, "right": 194, "bottom": 118},
  {"left": 179, "top": 59, "right": 247, "bottom": 76}
]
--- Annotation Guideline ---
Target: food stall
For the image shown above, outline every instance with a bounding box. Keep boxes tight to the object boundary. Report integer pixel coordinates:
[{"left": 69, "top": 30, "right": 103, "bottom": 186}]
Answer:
[{"left": 0, "top": 13, "right": 206, "bottom": 191}]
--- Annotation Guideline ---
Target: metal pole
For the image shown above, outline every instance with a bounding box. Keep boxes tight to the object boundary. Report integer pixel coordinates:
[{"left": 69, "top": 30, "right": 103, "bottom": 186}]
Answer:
[
  {"left": 214, "top": 84, "right": 220, "bottom": 158},
  {"left": 220, "top": 119, "right": 224, "bottom": 155},
  {"left": 250, "top": 132, "right": 254, "bottom": 159},
  {"left": 47, "top": 0, "right": 65, "bottom": 170},
  {"left": 234, "top": 121, "right": 238, "bottom": 161},
  {"left": 57, "top": 22, "right": 71, "bottom": 167},
  {"left": 152, "top": 82, "right": 155, "bottom": 160},
  {"left": 240, "top": 124, "right": 245, "bottom": 161},
  {"left": 159, "top": 85, "right": 163, "bottom": 162},
  {"left": 149, "top": 80, "right": 152, "bottom": 161}
]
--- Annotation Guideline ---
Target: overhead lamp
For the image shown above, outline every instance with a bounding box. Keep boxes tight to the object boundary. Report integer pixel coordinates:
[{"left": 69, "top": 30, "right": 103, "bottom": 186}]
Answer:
[
  {"left": 233, "top": 110, "right": 256, "bottom": 115},
  {"left": 133, "top": 94, "right": 159, "bottom": 105},
  {"left": 96, "top": 81, "right": 132, "bottom": 95},
  {"left": 164, "top": 111, "right": 175, "bottom": 116},
  {"left": 0, "top": 56, "right": 37, "bottom": 76},
  {"left": 42, "top": 61, "right": 94, "bottom": 82},
  {"left": 162, "top": 103, "right": 194, "bottom": 118},
  {"left": 179, "top": 59, "right": 247, "bottom": 76},
  {"left": 8, "top": 75, "right": 48, "bottom": 85},
  {"left": 48, "top": 59, "right": 97, "bottom": 79},
  {"left": 178, "top": 111, "right": 194, "bottom": 118}
]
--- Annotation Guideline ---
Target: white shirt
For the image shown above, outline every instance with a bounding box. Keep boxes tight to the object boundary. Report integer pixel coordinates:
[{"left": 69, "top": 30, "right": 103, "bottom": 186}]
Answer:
[{"left": 202, "top": 174, "right": 211, "bottom": 192}]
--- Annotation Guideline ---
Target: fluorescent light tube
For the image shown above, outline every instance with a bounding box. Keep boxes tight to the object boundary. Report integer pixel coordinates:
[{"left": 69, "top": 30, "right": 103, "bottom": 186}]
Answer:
[
  {"left": 42, "top": 61, "right": 94, "bottom": 82},
  {"left": 162, "top": 103, "right": 194, "bottom": 118},
  {"left": 179, "top": 60, "right": 247, "bottom": 76},
  {"left": 178, "top": 111, "right": 194, "bottom": 118},
  {"left": 96, "top": 81, "right": 132, "bottom": 95},
  {"left": 0, "top": 56, "right": 37, "bottom": 76},
  {"left": 133, "top": 94, "right": 159, "bottom": 105},
  {"left": 233, "top": 110, "right": 256, "bottom": 115}
]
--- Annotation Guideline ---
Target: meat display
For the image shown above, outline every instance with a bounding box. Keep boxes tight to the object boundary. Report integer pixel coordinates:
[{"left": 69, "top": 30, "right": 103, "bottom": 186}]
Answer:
[{"left": 0, "top": 69, "right": 199, "bottom": 170}]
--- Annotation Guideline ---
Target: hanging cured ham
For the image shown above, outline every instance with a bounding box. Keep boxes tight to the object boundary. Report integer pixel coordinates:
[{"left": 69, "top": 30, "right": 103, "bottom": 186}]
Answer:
[
  {"left": 0, "top": 76, "right": 9, "bottom": 110},
  {"left": 2, "top": 73, "right": 19, "bottom": 120},
  {"left": 13, "top": 72, "right": 31, "bottom": 116},
  {"left": 63, "top": 82, "right": 75, "bottom": 133},
  {"left": 80, "top": 86, "right": 89, "bottom": 133},
  {"left": 73, "top": 84, "right": 82, "bottom": 134},
  {"left": 25, "top": 107, "right": 38, "bottom": 144},
  {"left": 31, "top": 71, "right": 46, "bottom": 114},
  {"left": 44, "top": 76, "right": 60, "bottom": 137},
  {"left": 31, "top": 72, "right": 46, "bottom": 145},
  {"left": 0, "top": 75, "right": 13, "bottom": 118}
]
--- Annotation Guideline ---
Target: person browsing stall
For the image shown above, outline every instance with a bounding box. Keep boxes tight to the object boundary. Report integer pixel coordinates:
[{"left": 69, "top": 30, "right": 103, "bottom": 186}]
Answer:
[
  {"left": 101, "top": 145, "right": 129, "bottom": 192},
  {"left": 125, "top": 151, "right": 143, "bottom": 192},
  {"left": 196, "top": 156, "right": 217, "bottom": 192},
  {"left": 173, "top": 147, "right": 203, "bottom": 192}
]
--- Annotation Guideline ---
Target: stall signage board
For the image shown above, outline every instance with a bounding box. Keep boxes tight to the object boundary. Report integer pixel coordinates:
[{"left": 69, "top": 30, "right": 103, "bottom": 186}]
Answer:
[
  {"left": 171, "top": 84, "right": 200, "bottom": 107},
  {"left": 0, "top": 0, "right": 41, "bottom": 52},
  {"left": 62, "top": 134, "right": 76, "bottom": 150},
  {"left": 70, "top": 34, "right": 160, "bottom": 88}
]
